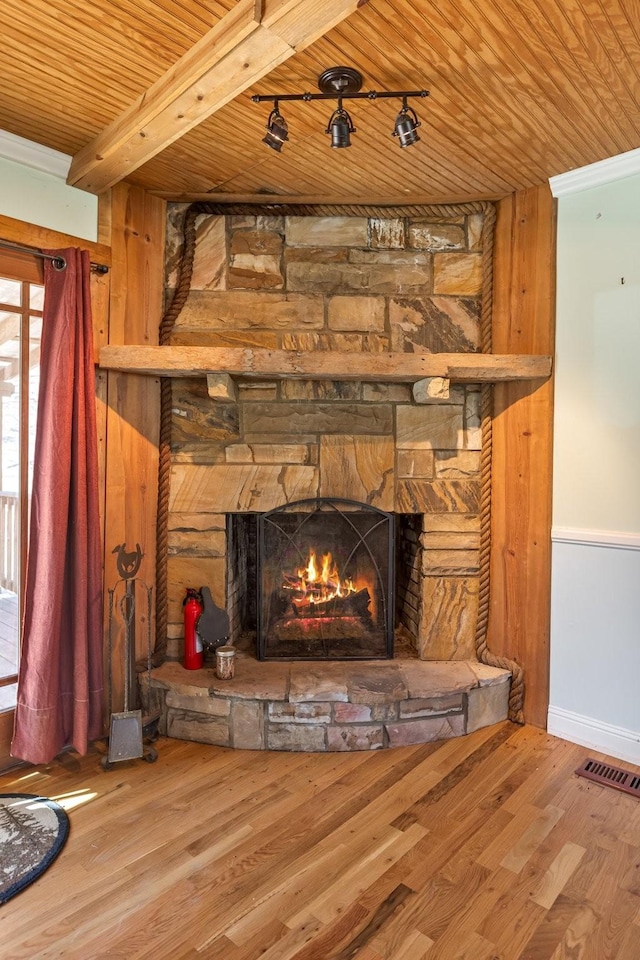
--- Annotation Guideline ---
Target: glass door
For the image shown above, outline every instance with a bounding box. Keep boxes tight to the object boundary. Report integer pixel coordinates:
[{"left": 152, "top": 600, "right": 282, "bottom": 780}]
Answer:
[{"left": 0, "top": 250, "right": 43, "bottom": 766}]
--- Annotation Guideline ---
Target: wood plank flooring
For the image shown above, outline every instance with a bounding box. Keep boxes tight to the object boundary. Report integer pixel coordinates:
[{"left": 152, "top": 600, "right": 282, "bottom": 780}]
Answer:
[{"left": 1, "top": 723, "right": 639, "bottom": 959}]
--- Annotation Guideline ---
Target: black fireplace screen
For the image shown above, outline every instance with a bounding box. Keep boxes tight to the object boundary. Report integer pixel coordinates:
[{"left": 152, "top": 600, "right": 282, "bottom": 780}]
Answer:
[{"left": 257, "top": 498, "right": 394, "bottom": 660}]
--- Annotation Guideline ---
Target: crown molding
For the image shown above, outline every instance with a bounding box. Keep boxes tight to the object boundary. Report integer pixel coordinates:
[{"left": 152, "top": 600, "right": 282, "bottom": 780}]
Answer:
[
  {"left": 550, "top": 147, "right": 640, "bottom": 197},
  {"left": 0, "top": 129, "right": 71, "bottom": 179}
]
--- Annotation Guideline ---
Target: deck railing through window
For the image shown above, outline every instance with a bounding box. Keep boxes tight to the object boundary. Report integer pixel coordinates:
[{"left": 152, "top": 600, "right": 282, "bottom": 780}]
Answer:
[{"left": 0, "top": 493, "right": 18, "bottom": 593}]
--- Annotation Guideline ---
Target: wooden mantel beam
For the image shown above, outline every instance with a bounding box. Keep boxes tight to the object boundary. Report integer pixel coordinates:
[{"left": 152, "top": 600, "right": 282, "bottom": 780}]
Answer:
[
  {"left": 99, "top": 345, "right": 552, "bottom": 383},
  {"left": 67, "top": 0, "right": 365, "bottom": 194}
]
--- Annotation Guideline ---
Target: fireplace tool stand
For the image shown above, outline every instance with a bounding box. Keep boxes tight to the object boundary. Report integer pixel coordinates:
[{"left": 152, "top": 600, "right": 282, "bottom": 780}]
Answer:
[{"left": 102, "top": 568, "right": 159, "bottom": 771}]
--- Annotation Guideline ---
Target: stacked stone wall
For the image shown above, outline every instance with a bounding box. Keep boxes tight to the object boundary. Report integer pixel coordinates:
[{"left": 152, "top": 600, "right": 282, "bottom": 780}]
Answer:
[{"left": 164, "top": 210, "right": 485, "bottom": 661}]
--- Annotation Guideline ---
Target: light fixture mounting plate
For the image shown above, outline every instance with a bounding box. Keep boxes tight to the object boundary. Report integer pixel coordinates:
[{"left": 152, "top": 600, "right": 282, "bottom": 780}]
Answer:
[{"left": 317, "top": 67, "right": 363, "bottom": 96}]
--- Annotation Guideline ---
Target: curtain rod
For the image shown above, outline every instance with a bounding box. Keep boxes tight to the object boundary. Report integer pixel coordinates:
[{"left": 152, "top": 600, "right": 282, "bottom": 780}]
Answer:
[{"left": 0, "top": 239, "right": 109, "bottom": 274}]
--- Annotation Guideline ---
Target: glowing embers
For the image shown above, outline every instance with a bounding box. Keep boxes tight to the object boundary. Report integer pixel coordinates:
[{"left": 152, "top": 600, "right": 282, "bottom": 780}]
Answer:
[{"left": 258, "top": 498, "right": 393, "bottom": 660}]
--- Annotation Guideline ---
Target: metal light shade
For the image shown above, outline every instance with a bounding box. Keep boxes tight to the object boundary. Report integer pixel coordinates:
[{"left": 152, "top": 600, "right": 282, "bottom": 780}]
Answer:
[
  {"left": 393, "top": 103, "right": 421, "bottom": 147},
  {"left": 263, "top": 108, "right": 289, "bottom": 152},
  {"left": 327, "top": 106, "right": 355, "bottom": 148}
]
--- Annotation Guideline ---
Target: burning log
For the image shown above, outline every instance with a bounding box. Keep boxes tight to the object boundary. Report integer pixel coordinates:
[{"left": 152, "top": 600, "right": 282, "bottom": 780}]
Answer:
[
  {"left": 280, "top": 547, "right": 373, "bottom": 624},
  {"left": 290, "top": 586, "right": 371, "bottom": 620}
]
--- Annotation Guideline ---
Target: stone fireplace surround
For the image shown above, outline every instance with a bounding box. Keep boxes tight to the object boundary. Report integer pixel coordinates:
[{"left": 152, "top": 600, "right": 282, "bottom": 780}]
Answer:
[{"left": 145, "top": 204, "right": 514, "bottom": 750}]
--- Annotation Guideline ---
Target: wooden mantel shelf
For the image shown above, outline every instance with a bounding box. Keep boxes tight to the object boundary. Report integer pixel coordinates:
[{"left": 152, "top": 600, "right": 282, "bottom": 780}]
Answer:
[{"left": 99, "top": 346, "right": 552, "bottom": 383}]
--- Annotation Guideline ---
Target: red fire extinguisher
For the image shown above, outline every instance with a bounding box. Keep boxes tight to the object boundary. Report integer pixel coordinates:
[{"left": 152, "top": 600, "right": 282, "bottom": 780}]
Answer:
[{"left": 183, "top": 588, "right": 204, "bottom": 670}]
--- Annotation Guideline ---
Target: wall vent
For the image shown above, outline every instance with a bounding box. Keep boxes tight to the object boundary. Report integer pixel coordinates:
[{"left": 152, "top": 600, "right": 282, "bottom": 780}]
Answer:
[{"left": 575, "top": 758, "right": 640, "bottom": 798}]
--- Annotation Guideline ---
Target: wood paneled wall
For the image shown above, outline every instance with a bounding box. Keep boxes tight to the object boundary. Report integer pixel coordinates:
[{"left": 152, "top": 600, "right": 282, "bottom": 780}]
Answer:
[
  {"left": 102, "top": 184, "right": 165, "bottom": 711},
  {"left": 490, "top": 184, "right": 556, "bottom": 728}
]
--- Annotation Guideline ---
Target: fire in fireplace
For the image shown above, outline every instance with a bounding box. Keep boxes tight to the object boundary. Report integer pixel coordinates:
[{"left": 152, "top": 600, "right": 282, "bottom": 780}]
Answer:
[
  {"left": 257, "top": 498, "right": 394, "bottom": 660},
  {"left": 285, "top": 548, "right": 361, "bottom": 616}
]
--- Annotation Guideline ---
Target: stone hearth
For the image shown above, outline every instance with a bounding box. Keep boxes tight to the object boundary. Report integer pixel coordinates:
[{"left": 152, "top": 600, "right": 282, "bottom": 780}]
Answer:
[{"left": 143, "top": 655, "right": 510, "bottom": 752}]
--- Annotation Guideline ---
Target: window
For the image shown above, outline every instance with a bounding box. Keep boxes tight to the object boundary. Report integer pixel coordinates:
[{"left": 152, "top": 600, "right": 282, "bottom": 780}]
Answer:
[{"left": 0, "top": 250, "right": 43, "bottom": 716}]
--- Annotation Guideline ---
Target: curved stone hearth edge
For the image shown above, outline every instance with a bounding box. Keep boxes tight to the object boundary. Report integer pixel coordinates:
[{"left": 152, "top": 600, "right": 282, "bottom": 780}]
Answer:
[{"left": 141, "top": 655, "right": 511, "bottom": 752}]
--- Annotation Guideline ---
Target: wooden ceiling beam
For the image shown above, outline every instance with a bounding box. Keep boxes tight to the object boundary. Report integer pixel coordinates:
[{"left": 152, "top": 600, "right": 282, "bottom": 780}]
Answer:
[{"left": 67, "top": 0, "right": 365, "bottom": 195}]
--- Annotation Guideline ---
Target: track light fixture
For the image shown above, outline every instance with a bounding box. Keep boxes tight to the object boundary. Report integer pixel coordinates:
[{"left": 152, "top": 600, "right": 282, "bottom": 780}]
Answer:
[
  {"left": 262, "top": 101, "right": 289, "bottom": 152},
  {"left": 252, "top": 67, "right": 428, "bottom": 153}
]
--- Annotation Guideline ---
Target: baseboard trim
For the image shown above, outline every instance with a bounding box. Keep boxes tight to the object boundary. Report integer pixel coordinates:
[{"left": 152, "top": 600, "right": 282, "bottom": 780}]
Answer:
[
  {"left": 548, "top": 706, "right": 640, "bottom": 764},
  {"left": 552, "top": 527, "right": 640, "bottom": 551}
]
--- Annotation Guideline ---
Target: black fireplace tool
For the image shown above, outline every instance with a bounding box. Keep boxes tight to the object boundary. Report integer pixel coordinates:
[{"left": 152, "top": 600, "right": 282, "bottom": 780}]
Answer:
[{"left": 102, "top": 544, "right": 159, "bottom": 771}]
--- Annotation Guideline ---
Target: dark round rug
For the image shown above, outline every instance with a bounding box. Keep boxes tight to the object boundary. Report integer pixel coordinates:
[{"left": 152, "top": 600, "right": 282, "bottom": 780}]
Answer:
[{"left": 0, "top": 793, "right": 70, "bottom": 904}]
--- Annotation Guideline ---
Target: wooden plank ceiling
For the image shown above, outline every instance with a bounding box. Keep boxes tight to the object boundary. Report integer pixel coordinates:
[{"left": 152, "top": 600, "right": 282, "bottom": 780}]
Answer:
[{"left": 1, "top": 0, "right": 640, "bottom": 202}]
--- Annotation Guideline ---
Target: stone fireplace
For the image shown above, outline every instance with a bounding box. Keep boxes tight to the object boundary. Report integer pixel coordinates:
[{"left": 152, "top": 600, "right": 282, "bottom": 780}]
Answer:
[
  {"left": 164, "top": 208, "right": 484, "bottom": 664},
  {"left": 144, "top": 204, "right": 512, "bottom": 750}
]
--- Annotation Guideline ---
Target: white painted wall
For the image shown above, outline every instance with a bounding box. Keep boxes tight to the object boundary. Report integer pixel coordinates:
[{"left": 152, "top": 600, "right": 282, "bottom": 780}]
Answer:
[
  {"left": 549, "top": 162, "right": 640, "bottom": 763},
  {"left": 0, "top": 131, "right": 97, "bottom": 242}
]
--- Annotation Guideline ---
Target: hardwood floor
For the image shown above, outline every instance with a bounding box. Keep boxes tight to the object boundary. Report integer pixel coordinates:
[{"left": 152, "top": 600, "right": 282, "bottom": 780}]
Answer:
[{"left": 1, "top": 723, "right": 639, "bottom": 959}]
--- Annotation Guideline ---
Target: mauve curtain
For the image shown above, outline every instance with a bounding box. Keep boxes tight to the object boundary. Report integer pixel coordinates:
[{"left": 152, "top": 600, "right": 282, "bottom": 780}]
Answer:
[{"left": 12, "top": 248, "right": 104, "bottom": 764}]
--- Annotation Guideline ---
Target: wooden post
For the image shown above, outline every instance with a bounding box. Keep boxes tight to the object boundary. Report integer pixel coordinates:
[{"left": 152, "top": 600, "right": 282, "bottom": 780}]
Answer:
[
  {"left": 102, "top": 184, "right": 165, "bottom": 712},
  {"left": 490, "top": 184, "right": 556, "bottom": 728}
]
